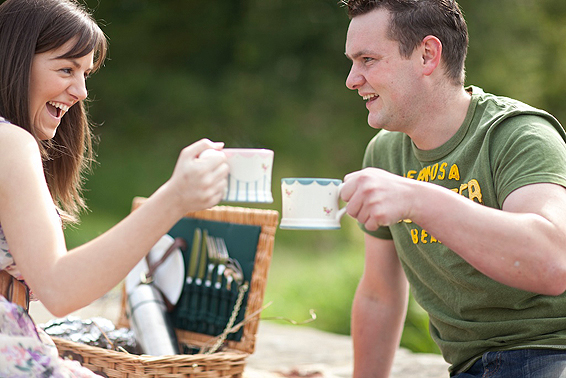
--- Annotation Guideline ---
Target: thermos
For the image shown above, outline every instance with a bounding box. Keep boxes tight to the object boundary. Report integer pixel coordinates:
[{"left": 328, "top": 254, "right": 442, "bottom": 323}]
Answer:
[{"left": 126, "top": 283, "right": 180, "bottom": 355}]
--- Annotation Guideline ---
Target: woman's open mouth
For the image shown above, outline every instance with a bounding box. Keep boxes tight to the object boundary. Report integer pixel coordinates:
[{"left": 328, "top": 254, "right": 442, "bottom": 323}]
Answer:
[{"left": 47, "top": 101, "right": 70, "bottom": 119}]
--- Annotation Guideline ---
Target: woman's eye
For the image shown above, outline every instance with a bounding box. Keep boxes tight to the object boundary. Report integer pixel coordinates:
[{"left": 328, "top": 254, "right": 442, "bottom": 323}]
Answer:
[{"left": 61, "top": 68, "right": 73, "bottom": 74}]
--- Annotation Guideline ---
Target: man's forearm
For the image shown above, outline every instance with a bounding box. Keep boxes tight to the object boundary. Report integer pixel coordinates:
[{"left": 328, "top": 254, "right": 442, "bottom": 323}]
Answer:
[
  {"left": 410, "top": 181, "right": 566, "bottom": 295},
  {"left": 351, "top": 286, "right": 408, "bottom": 378}
]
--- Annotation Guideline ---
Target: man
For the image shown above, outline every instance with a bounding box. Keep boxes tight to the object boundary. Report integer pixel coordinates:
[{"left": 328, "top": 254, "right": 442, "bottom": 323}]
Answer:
[{"left": 339, "top": 1, "right": 566, "bottom": 377}]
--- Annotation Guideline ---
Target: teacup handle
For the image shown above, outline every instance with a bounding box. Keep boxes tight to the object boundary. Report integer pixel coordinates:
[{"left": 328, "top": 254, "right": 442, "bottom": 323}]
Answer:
[{"left": 336, "top": 183, "right": 347, "bottom": 220}]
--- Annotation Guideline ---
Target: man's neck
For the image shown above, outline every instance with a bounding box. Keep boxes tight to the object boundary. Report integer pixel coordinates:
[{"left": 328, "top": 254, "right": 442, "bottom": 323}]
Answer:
[{"left": 409, "top": 85, "right": 472, "bottom": 151}]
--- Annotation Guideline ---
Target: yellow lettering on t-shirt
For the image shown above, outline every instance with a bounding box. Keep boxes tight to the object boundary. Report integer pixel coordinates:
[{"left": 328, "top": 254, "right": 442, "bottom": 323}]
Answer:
[
  {"left": 438, "top": 162, "right": 447, "bottom": 180},
  {"left": 448, "top": 164, "right": 460, "bottom": 180},
  {"left": 417, "top": 166, "right": 431, "bottom": 182},
  {"left": 411, "top": 229, "right": 419, "bottom": 244},
  {"left": 421, "top": 229, "right": 429, "bottom": 244},
  {"left": 410, "top": 228, "right": 442, "bottom": 245},
  {"left": 430, "top": 163, "right": 439, "bottom": 181},
  {"left": 468, "top": 179, "right": 483, "bottom": 204},
  {"left": 400, "top": 162, "right": 481, "bottom": 245}
]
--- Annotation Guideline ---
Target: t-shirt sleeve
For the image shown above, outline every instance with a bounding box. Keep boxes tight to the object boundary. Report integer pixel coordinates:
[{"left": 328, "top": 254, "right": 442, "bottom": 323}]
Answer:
[
  {"left": 358, "top": 134, "right": 394, "bottom": 240},
  {"left": 490, "top": 114, "right": 566, "bottom": 206}
]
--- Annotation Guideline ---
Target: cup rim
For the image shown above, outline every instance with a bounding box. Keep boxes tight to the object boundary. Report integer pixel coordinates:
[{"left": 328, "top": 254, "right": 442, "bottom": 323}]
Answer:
[
  {"left": 281, "top": 178, "right": 342, "bottom": 186},
  {"left": 223, "top": 148, "right": 273, "bottom": 157}
]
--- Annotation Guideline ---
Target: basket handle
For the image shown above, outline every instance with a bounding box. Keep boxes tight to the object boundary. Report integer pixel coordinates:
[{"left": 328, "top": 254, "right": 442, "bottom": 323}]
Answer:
[{"left": 144, "top": 237, "right": 187, "bottom": 280}]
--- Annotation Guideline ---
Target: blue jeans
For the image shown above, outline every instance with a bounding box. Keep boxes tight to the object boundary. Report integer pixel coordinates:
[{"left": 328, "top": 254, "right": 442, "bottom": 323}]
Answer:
[{"left": 451, "top": 349, "right": 566, "bottom": 378}]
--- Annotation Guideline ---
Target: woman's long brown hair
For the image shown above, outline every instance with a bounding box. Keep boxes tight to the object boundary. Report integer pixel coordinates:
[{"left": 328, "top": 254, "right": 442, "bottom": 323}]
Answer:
[{"left": 0, "top": 0, "right": 107, "bottom": 223}]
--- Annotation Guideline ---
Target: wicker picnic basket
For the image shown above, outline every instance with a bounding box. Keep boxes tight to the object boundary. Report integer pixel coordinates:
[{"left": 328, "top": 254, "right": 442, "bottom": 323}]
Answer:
[{"left": 51, "top": 197, "right": 279, "bottom": 378}]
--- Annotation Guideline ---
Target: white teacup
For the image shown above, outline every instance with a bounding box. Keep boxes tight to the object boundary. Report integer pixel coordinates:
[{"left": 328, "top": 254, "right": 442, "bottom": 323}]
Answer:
[
  {"left": 280, "top": 178, "right": 347, "bottom": 230},
  {"left": 223, "top": 148, "right": 274, "bottom": 203}
]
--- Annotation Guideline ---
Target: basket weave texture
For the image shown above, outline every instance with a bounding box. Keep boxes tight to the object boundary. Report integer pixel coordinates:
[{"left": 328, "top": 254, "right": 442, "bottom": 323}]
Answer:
[
  {"left": 52, "top": 198, "right": 279, "bottom": 378},
  {"left": 54, "top": 337, "right": 247, "bottom": 378}
]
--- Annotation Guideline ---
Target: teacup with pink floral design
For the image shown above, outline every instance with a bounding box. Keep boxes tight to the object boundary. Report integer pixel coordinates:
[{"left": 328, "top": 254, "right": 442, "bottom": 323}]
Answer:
[{"left": 280, "top": 178, "right": 346, "bottom": 230}]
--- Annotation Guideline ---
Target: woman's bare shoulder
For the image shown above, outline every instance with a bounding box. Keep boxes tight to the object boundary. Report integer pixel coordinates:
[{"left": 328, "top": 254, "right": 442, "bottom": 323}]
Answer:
[
  {"left": 0, "top": 121, "right": 40, "bottom": 153},
  {"left": 0, "top": 122, "right": 42, "bottom": 172}
]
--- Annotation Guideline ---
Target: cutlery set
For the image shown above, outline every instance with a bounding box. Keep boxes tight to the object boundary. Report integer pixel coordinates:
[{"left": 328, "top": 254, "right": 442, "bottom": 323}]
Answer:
[{"left": 172, "top": 228, "right": 246, "bottom": 341}]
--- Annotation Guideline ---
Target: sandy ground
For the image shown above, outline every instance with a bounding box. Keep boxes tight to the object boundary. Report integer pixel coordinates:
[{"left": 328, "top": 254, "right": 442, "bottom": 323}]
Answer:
[{"left": 29, "top": 289, "right": 449, "bottom": 378}]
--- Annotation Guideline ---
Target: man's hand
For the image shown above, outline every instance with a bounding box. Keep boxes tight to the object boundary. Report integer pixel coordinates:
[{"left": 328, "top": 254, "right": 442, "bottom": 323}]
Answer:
[{"left": 342, "top": 167, "right": 417, "bottom": 230}]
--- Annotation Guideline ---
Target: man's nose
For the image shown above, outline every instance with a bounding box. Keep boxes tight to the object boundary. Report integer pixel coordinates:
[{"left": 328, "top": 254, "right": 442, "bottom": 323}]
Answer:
[{"left": 346, "top": 65, "right": 364, "bottom": 90}]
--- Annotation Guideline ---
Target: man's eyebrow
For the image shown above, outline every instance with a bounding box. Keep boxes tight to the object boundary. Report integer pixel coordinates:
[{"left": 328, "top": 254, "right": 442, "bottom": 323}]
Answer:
[{"left": 345, "top": 49, "right": 377, "bottom": 60}]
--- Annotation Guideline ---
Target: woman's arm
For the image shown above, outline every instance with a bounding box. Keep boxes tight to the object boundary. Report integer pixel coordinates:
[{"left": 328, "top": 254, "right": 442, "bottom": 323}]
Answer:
[{"left": 0, "top": 124, "right": 228, "bottom": 316}]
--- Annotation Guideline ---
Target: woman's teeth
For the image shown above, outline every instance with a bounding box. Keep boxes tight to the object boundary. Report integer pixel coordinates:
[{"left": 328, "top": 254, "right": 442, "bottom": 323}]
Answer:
[{"left": 47, "top": 101, "right": 69, "bottom": 117}]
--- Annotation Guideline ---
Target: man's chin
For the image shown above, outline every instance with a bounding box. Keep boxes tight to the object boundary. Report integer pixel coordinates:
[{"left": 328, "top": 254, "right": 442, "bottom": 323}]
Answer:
[{"left": 367, "top": 116, "right": 384, "bottom": 130}]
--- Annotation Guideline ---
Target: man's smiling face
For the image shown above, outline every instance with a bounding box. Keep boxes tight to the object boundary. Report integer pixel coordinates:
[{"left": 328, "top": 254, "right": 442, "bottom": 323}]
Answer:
[{"left": 345, "top": 8, "right": 423, "bottom": 133}]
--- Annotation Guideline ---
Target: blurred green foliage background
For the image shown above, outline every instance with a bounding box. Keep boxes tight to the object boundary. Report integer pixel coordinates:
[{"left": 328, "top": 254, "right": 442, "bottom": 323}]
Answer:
[{"left": 64, "top": 0, "right": 566, "bottom": 354}]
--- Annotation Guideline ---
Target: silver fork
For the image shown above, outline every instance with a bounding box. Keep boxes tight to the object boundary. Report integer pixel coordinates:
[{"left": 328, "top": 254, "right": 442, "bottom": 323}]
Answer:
[
  {"left": 208, "top": 236, "right": 230, "bottom": 289},
  {"left": 204, "top": 236, "right": 219, "bottom": 287}
]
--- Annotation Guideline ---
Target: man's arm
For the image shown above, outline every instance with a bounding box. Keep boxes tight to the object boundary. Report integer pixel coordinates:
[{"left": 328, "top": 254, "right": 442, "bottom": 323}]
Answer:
[
  {"left": 416, "top": 181, "right": 566, "bottom": 295},
  {"left": 352, "top": 234, "right": 409, "bottom": 378},
  {"left": 342, "top": 168, "right": 566, "bottom": 295}
]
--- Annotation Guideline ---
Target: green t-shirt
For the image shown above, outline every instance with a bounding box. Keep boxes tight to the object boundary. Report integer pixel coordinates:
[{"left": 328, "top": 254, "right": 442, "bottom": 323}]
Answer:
[{"left": 362, "top": 86, "right": 566, "bottom": 373}]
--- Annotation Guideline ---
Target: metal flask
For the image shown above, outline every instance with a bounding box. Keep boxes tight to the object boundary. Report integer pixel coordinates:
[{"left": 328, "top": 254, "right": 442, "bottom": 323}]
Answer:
[{"left": 126, "top": 283, "right": 180, "bottom": 355}]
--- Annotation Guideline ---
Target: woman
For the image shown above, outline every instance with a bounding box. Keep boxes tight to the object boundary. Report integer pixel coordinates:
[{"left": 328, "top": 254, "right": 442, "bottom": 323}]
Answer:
[{"left": 0, "top": 0, "right": 229, "bottom": 375}]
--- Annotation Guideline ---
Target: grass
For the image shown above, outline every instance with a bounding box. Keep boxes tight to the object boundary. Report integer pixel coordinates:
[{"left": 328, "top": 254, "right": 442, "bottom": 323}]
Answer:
[
  {"left": 261, "top": 228, "right": 364, "bottom": 335},
  {"left": 263, "top": 222, "right": 440, "bottom": 354}
]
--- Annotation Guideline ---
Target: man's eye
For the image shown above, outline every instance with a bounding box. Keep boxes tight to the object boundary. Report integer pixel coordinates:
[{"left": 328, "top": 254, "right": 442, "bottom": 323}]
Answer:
[{"left": 363, "top": 57, "right": 373, "bottom": 63}]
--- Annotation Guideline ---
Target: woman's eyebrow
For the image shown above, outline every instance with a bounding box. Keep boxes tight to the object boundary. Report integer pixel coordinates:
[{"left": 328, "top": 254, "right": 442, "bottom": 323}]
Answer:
[{"left": 53, "top": 56, "right": 94, "bottom": 70}]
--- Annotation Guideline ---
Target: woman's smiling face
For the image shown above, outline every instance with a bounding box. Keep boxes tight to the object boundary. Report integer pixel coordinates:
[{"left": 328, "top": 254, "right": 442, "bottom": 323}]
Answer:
[{"left": 29, "top": 38, "right": 93, "bottom": 140}]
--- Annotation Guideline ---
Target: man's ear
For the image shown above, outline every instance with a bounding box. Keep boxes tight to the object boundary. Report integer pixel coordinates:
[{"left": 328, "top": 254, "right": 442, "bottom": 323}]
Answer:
[{"left": 421, "top": 35, "right": 442, "bottom": 76}]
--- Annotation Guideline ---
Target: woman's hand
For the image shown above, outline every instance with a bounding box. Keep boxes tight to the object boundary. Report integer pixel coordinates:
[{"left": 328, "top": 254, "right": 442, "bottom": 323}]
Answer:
[{"left": 166, "top": 138, "right": 229, "bottom": 213}]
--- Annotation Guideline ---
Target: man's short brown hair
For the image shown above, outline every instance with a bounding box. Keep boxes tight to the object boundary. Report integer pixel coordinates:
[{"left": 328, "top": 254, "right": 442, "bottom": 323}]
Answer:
[{"left": 343, "top": 0, "right": 468, "bottom": 85}]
